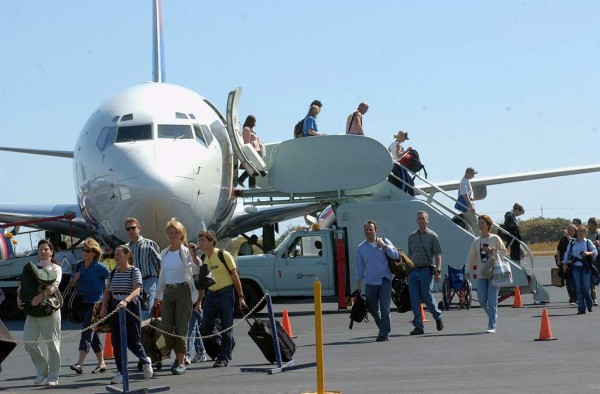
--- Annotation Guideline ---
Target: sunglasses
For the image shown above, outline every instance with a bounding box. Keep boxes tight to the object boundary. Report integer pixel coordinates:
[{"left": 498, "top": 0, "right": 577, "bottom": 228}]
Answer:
[
  {"left": 83, "top": 249, "right": 93, "bottom": 253},
  {"left": 126, "top": 226, "right": 138, "bottom": 231}
]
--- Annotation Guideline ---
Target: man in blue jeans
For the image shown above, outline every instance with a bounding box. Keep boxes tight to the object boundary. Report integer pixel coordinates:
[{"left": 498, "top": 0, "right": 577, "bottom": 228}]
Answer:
[
  {"left": 184, "top": 307, "right": 208, "bottom": 365},
  {"left": 355, "top": 220, "right": 398, "bottom": 342},
  {"left": 407, "top": 211, "right": 444, "bottom": 335},
  {"left": 197, "top": 230, "right": 247, "bottom": 367}
]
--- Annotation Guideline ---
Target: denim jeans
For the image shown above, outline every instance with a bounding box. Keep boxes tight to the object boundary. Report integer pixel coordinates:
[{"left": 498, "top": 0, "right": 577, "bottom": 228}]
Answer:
[
  {"left": 365, "top": 278, "right": 392, "bottom": 338},
  {"left": 572, "top": 265, "right": 593, "bottom": 312},
  {"left": 202, "top": 285, "right": 235, "bottom": 363},
  {"left": 476, "top": 278, "right": 500, "bottom": 329},
  {"left": 141, "top": 276, "right": 158, "bottom": 320},
  {"left": 109, "top": 299, "right": 148, "bottom": 374},
  {"left": 78, "top": 303, "right": 103, "bottom": 353},
  {"left": 187, "top": 309, "right": 205, "bottom": 356},
  {"left": 408, "top": 267, "right": 441, "bottom": 329}
]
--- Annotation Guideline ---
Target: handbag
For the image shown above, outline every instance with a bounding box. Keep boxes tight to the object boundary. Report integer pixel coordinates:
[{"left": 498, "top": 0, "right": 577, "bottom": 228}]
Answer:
[
  {"left": 63, "top": 282, "right": 84, "bottom": 323},
  {"left": 491, "top": 255, "right": 513, "bottom": 287},
  {"left": 551, "top": 268, "right": 565, "bottom": 287},
  {"left": 480, "top": 255, "right": 495, "bottom": 280},
  {"left": 193, "top": 263, "right": 216, "bottom": 290},
  {"left": 91, "top": 303, "right": 110, "bottom": 333},
  {"left": 454, "top": 194, "right": 468, "bottom": 213},
  {"left": 387, "top": 249, "right": 414, "bottom": 278}
]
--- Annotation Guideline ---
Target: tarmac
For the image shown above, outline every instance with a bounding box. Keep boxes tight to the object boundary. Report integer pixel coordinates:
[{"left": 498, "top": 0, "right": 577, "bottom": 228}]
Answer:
[{"left": 0, "top": 256, "right": 598, "bottom": 393}]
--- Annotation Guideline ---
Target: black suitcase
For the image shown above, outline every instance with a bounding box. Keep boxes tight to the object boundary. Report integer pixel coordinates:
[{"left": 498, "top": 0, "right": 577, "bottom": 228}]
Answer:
[
  {"left": 245, "top": 314, "right": 296, "bottom": 364},
  {"left": 203, "top": 318, "right": 235, "bottom": 361}
]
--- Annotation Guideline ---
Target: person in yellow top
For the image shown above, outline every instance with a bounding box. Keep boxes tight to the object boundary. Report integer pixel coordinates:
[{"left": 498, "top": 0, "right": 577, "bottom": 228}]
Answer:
[{"left": 197, "top": 230, "right": 246, "bottom": 368}]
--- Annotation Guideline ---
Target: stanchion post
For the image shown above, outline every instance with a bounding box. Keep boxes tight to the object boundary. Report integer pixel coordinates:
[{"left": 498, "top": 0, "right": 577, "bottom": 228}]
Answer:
[
  {"left": 119, "top": 307, "right": 130, "bottom": 393},
  {"left": 314, "top": 280, "right": 325, "bottom": 394},
  {"left": 265, "top": 294, "right": 283, "bottom": 368}
]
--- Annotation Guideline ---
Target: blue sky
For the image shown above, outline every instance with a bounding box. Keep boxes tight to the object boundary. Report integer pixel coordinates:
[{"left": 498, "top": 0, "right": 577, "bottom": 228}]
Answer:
[{"left": 1, "top": 1, "right": 599, "bottom": 248}]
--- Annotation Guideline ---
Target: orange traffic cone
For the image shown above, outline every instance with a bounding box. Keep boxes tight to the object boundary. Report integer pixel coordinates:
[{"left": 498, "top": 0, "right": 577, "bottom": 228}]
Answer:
[
  {"left": 534, "top": 308, "right": 557, "bottom": 341},
  {"left": 421, "top": 304, "right": 430, "bottom": 322},
  {"left": 103, "top": 332, "right": 114, "bottom": 359},
  {"left": 282, "top": 308, "right": 296, "bottom": 338},
  {"left": 512, "top": 286, "right": 524, "bottom": 308}
]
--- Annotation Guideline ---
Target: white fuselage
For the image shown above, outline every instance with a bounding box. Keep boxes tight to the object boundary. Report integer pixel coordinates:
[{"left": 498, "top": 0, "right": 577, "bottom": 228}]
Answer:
[{"left": 74, "top": 82, "right": 236, "bottom": 247}]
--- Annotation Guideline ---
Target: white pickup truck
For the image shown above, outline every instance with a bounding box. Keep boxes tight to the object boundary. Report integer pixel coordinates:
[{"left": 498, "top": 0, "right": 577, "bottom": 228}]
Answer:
[{"left": 237, "top": 228, "right": 345, "bottom": 312}]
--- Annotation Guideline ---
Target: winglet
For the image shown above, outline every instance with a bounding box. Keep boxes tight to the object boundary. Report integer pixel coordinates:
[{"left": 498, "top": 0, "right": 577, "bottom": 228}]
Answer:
[{"left": 152, "top": 0, "right": 165, "bottom": 83}]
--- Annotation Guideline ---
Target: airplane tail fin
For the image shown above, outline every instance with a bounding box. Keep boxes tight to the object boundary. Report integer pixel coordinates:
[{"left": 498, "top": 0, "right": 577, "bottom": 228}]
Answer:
[{"left": 152, "top": 0, "right": 165, "bottom": 83}]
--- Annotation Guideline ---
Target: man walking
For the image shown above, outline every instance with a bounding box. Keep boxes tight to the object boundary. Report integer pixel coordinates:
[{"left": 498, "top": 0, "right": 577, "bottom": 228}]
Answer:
[
  {"left": 459, "top": 167, "right": 479, "bottom": 236},
  {"left": 198, "top": 230, "right": 247, "bottom": 367},
  {"left": 355, "top": 220, "right": 398, "bottom": 342},
  {"left": 503, "top": 203, "right": 525, "bottom": 263},
  {"left": 124, "top": 217, "right": 162, "bottom": 320},
  {"left": 407, "top": 211, "right": 443, "bottom": 335},
  {"left": 346, "top": 102, "right": 369, "bottom": 135}
]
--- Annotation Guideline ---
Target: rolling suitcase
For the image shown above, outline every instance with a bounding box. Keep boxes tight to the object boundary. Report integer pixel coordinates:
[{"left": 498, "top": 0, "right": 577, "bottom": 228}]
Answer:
[{"left": 245, "top": 313, "right": 296, "bottom": 364}]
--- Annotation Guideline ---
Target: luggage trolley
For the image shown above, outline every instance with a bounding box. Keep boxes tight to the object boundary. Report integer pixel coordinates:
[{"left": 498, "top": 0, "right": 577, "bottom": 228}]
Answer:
[{"left": 438, "top": 265, "right": 472, "bottom": 310}]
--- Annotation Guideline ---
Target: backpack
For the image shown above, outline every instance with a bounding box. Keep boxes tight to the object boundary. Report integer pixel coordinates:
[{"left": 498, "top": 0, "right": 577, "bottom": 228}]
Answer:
[
  {"left": 392, "top": 277, "right": 411, "bottom": 313},
  {"left": 293, "top": 118, "right": 306, "bottom": 139},
  {"left": 348, "top": 290, "right": 369, "bottom": 329},
  {"left": 200, "top": 250, "right": 232, "bottom": 274},
  {"left": 400, "top": 147, "right": 428, "bottom": 178}
]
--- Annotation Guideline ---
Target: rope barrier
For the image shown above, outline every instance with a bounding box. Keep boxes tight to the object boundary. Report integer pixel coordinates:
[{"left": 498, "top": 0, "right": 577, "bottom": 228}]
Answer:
[{"left": 0, "top": 292, "right": 268, "bottom": 345}]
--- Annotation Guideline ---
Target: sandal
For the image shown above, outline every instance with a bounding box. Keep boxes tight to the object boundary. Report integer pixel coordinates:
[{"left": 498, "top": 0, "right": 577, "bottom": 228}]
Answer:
[
  {"left": 70, "top": 364, "right": 83, "bottom": 374},
  {"left": 91, "top": 365, "right": 107, "bottom": 374}
]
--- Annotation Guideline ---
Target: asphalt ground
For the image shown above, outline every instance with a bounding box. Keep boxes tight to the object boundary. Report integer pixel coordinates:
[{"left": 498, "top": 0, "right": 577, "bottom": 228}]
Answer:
[{"left": 0, "top": 256, "right": 596, "bottom": 393}]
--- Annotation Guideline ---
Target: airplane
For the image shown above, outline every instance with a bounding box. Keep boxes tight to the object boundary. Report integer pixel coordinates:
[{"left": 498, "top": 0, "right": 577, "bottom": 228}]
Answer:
[{"left": 0, "top": 0, "right": 320, "bottom": 253}]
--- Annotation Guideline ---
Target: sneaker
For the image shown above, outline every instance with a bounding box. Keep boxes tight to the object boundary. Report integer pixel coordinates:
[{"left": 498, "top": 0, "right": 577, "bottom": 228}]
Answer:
[
  {"left": 192, "top": 352, "right": 208, "bottom": 363},
  {"left": 111, "top": 373, "right": 123, "bottom": 384},
  {"left": 577, "top": 310, "right": 586, "bottom": 315},
  {"left": 213, "top": 360, "right": 228, "bottom": 368},
  {"left": 594, "top": 300, "right": 598, "bottom": 306},
  {"left": 184, "top": 354, "right": 191, "bottom": 366},
  {"left": 486, "top": 328, "right": 496, "bottom": 333},
  {"left": 410, "top": 327, "right": 424, "bottom": 335},
  {"left": 435, "top": 318, "right": 444, "bottom": 331},
  {"left": 375, "top": 336, "right": 390, "bottom": 342},
  {"left": 47, "top": 380, "right": 59, "bottom": 386},
  {"left": 172, "top": 364, "right": 186, "bottom": 375},
  {"left": 34, "top": 376, "right": 47, "bottom": 385},
  {"left": 70, "top": 363, "right": 83, "bottom": 374},
  {"left": 142, "top": 357, "right": 153, "bottom": 379}
]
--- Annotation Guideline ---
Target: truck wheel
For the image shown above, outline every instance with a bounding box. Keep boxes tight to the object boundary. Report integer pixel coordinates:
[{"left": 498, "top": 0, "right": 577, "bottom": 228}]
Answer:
[
  {"left": 242, "top": 282, "right": 266, "bottom": 314},
  {"left": 0, "top": 288, "right": 23, "bottom": 320}
]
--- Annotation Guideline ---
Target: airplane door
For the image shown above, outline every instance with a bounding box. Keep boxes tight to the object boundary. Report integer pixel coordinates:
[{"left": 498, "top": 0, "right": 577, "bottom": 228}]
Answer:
[
  {"left": 274, "top": 234, "right": 329, "bottom": 296},
  {"left": 225, "top": 87, "right": 267, "bottom": 177}
]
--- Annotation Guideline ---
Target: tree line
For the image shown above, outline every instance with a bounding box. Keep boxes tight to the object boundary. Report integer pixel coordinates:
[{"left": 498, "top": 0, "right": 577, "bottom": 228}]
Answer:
[{"left": 506, "top": 217, "right": 572, "bottom": 244}]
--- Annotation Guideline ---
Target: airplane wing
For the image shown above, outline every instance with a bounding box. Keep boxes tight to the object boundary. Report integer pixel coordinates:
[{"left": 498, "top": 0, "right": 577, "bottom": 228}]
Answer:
[
  {"left": 0, "top": 204, "right": 91, "bottom": 238},
  {"left": 0, "top": 147, "right": 73, "bottom": 158},
  {"left": 218, "top": 202, "right": 323, "bottom": 238},
  {"left": 417, "top": 164, "right": 600, "bottom": 200}
]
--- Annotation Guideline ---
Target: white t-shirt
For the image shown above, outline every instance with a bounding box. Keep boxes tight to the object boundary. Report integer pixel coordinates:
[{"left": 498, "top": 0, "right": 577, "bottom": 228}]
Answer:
[
  {"left": 388, "top": 141, "right": 403, "bottom": 161},
  {"left": 459, "top": 177, "right": 473, "bottom": 199},
  {"left": 162, "top": 250, "right": 188, "bottom": 284}
]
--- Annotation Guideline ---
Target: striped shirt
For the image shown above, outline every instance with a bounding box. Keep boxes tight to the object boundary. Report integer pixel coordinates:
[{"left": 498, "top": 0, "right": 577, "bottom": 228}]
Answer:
[
  {"left": 108, "top": 266, "right": 142, "bottom": 295},
  {"left": 127, "top": 236, "right": 161, "bottom": 278},
  {"left": 407, "top": 229, "right": 442, "bottom": 268}
]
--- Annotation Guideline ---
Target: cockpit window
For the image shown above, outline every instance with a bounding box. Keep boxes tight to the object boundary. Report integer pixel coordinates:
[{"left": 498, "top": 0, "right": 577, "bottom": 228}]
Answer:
[
  {"left": 97, "top": 126, "right": 117, "bottom": 151},
  {"left": 115, "top": 124, "right": 153, "bottom": 142},
  {"left": 193, "top": 125, "right": 207, "bottom": 147},
  {"left": 158, "top": 124, "right": 193, "bottom": 140},
  {"left": 175, "top": 112, "right": 188, "bottom": 119},
  {"left": 200, "top": 125, "right": 213, "bottom": 146}
]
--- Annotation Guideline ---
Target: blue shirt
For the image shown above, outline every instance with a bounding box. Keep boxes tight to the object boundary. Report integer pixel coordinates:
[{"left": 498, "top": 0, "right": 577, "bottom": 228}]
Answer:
[
  {"left": 563, "top": 238, "right": 598, "bottom": 266},
  {"left": 76, "top": 260, "right": 110, "bottom": 303},
  {"left": 126, "top": 236, "right": 162, "bottom": 278},
  {"left": 303, "top": 116, "right": 318, "bottom": 136},
  {"left": 355, "top": 238, "right": 398, "bottom": 285}
]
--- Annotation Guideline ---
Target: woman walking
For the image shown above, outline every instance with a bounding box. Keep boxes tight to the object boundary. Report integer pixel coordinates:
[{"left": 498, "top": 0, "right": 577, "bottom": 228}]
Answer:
[
  {"left": 153, "top": 218, "right": 200, "bottom": 375},
  {"left": 562, "top": 225, "right": 598, "bottom": 314},
  {"left": 465, "top": 215, "right": 507, "bottom": 333},
  {"left": 100, "top": 245, "right": 152, "bottom": 384},
  {"left": 70, "top": 238, "right": 110, "bottom": 374}
]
